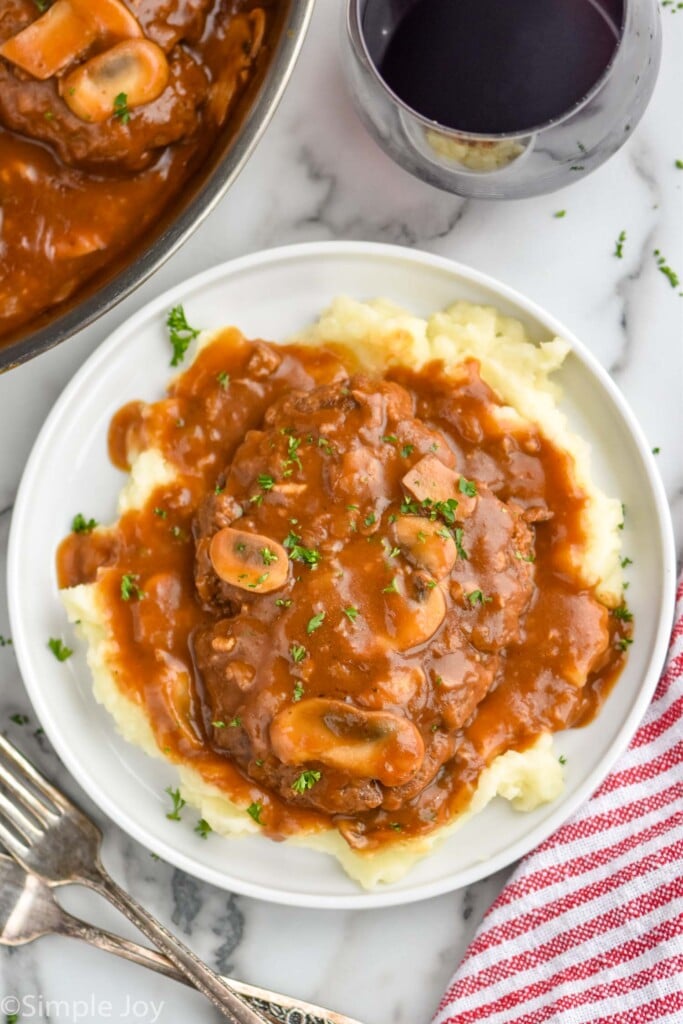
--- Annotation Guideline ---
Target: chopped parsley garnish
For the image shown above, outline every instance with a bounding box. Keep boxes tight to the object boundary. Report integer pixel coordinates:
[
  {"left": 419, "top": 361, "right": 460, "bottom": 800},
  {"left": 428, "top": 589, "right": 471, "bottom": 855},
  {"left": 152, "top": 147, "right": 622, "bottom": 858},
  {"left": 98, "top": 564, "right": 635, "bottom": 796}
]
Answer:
[
  {"left": 467, "top": 590, "right": 492, "bottom": 606},
  {"left": 34, "top": 0, "right": 51, "bottom": 10},
  {"left": 400, "top": 444, "right": 414, "bottom": 458},
  {"left": 10, "top": 713, "right": 29, "bottom": 725},
  {"left": 454, "top": 528, "right": 468, "bottom": 560},
  {"left": 276, "top": 598, "right": 293, "bottom": 608},
  {"left": 247, "top": 801, "right": 264, "bottom": 824},
  {"left": 621, "top": 556, "right": 633, "bottom": 568},
  {"left": 257, "top": 473, "right": 275, "bottom": 491},
  {"left": 283, "top": 531, "right": 321, "bottom": 568},
  {"left": 434, "top": 498, "right": 459, "bottom": 524},
  {"left": 291, "top": 770, "right": 321, "bottom": 794},
  {"left": 612, "top": 605, "right": 633, "bottom": 622},
  {"left": 458, "top": 477, "right": 477, "bottom": 497},
  {"left": 292, "top": 680, "right": 305, "bottom": 702},
  {"left": 113, "top": 91, "right": 131, "bottom": 125},
  {"left": 214, "top": 484, "right": 224, "bottom": 495},
  {"left": 343, "top": 606, "right": 360, "bottom": 622},
  {"left": 216, "top": 371, "right": 230, "bottom": 389},
  {"left": 364, "top": 512, "right": 376, "bottom": 527},
  {"left": 260, "top": 547, "right": 278, "bottom": 566},
  {"left": 290, "top": 643, "right": 307, "bottom": 664},
  {"left": 153, "top": 507, "right": 167, "bottom": 518},
  {"left": 247, "top": 573, "right": 270, "bottom": 589},
  {"left": 653, "top": 249, "right": 680, "bottom": 289},
  {"left": 48, "top": 637, "right": 73, "bottom": 661},
  {"left": 388, "top": 546, "right": 401, "bottom": 558},
  {"left": 167, "top": 304, "right": 200, "bottom": 366},
  {"left": 285, "top": 436, "right": 302, "bottom": 469},
  {"left": 121, "top": 573, "right": 144, "bottom": 601},
  {"left": 170, "top": 525, "right": 184, "bottom": 539},
  {"left": 318, "top": 437, "right": 335, "bottom": 455},
  {"left": 388, "top": 822, "right": 403, "bottom": 832},
  {"left": 212, "top": 720, "right": 226, "bottom": 728},
  {"left": 165, "top": 787, "right": 185, "bottom": 821},
  {"left": 382, "top": 577, "right": 399, "bottom": 594},
  {"left": 306, "top": 611, "right": 326, "bottom": 635},
  {"left": 382, "top": 435, "right": 398, "bottom": 444},
  {"left": 194, "top": 818, "right": 212, "bottom": 839},
  {"left": 614, "top": 230, "right": 627, "bottom": 259},
  {"left": 71, "top": 513, "right": 98, "bottom": 533},
  {"left": 228, "top": 717, "right": 242, "bottom": 728},
  {"left": 616, "top": 636, "right": 633, "bottom": 652},
  {"left": 346, "top": 504, "right": 359, "bottom": 511},
  {"left": 437, "top": 526, "right": 451, "bottom": 541}
]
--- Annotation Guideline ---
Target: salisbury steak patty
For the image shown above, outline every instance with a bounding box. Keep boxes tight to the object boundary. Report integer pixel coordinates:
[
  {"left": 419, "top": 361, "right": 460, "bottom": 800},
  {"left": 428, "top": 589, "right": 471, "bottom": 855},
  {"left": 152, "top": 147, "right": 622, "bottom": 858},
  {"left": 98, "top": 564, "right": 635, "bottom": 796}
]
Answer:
[{"left": 190, "top": 373, "right": 541, "bottom": 818}]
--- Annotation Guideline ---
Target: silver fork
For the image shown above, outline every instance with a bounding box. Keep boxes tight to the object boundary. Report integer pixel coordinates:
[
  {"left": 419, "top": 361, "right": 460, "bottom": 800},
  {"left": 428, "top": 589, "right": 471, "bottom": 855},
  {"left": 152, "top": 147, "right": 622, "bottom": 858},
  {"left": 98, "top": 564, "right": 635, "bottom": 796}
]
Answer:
[
  {"left": 0, "top": 853, "right": 360, "bottom": 1024},
  {"left": 0, "top": 733, "right": 271, "bottom": 1024}
]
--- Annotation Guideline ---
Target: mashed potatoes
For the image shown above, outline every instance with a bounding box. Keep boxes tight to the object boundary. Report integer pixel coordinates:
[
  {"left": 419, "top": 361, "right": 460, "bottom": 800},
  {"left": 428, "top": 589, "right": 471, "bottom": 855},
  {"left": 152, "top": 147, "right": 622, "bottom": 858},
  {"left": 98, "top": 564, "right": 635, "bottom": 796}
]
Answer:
[{"left": 59, "top": 298, "right": 624, "bottom": 888}]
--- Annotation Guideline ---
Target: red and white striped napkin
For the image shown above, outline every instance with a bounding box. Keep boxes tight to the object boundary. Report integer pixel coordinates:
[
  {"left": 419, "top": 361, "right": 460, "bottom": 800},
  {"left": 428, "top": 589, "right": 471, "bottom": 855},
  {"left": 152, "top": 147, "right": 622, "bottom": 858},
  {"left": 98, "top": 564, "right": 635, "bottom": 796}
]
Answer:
[{"left": 434, "top": 577, "right": 683, "bottom": 1024}]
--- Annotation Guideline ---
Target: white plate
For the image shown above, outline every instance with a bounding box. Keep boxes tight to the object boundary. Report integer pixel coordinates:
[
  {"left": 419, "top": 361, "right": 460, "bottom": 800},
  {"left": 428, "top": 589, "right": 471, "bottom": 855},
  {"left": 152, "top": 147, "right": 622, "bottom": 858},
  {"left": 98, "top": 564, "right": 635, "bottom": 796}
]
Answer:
[{"left": 7, "top": 242, "right": 676, "bottom": 909}]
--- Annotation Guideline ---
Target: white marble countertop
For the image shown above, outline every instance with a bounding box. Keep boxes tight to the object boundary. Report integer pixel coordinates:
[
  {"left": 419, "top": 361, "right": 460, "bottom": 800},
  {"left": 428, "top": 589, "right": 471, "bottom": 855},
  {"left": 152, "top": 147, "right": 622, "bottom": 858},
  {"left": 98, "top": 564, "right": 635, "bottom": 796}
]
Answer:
[{"left": 1, "top": 3, "right": 682, "bottom": 1022}]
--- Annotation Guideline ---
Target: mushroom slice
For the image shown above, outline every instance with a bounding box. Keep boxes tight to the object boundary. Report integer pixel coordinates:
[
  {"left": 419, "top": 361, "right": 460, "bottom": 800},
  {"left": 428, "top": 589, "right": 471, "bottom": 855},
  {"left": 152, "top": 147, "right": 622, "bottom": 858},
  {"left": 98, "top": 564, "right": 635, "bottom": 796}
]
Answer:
[
  {"left": 69, "top": 0, "right": 143, "bottom": 41},
  {"left": 61, "top": 39, "right": 170, "bottom": 124},
  {"left": 270, "top": 698, "right": 424, "bottom": 786},
  {"left": 402, "top": 453, "right": 475, "bottom": 517},
  {"left": 385, "top": 573, "right": 447, "bottom": 652},
  {"left": 0, "top": 1, "right": 96, "bottom": 80},
  {"left": 209, "top": 526, "right": 288, "bottom": 594},
  {"left": 392, "top": 515, "right": 457, "bottom": 579}
]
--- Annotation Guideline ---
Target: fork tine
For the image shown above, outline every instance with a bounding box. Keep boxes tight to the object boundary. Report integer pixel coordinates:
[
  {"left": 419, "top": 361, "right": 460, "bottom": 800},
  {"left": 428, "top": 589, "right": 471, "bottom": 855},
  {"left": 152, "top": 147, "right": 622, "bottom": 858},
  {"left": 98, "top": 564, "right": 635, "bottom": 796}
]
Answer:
[
  {"left": 0, "top": 811, "right": 32, "bottom": 858},
  {"left": 0, "top": 735, "right": 70, "bottom": 815},
  {"left": 0, "top": 760, "right": 58, "bottom": 827},
  {"left": 0, "top": 793, "right": 42, "bottom": 843}
]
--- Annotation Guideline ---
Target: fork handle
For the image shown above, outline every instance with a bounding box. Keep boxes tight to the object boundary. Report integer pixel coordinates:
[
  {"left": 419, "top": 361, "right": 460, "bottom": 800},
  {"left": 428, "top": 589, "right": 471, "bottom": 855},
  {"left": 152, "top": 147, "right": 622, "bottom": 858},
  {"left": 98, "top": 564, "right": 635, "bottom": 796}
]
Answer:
[
  {"left": 86, "top": 865, "right": 271, "bottom": 1024},
  {"left": 56, "top": 913, "right": 351, "bottom": 1024}
]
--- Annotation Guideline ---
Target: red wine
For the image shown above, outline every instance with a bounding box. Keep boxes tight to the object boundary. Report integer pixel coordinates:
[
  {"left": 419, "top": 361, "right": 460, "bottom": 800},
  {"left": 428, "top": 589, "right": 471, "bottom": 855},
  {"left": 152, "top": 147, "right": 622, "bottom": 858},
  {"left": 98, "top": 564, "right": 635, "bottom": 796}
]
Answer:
[{"left": 375, "top": 0, "right": 623, "bottom": 135}]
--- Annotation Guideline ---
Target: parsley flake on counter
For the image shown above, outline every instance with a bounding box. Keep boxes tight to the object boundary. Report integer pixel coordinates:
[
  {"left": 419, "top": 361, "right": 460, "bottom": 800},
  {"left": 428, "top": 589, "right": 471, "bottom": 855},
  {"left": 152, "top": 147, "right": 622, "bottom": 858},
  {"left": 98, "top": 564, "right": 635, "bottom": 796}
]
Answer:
[
  {"left": 48, "top": 637, "right": 73, "bottom": 661},
  {"left": 652, "top": 447, "right": 660, "bottom": 455},
  {"left": 653, "top": 249, "right": 680, "bottom": 289},
  {"left": 121, "top": 573, "right": 144, "bottom": 601},
  {"left": 247, "top": 801, "right": 264, "bottom": 824},
  {"left": 167, "top": 304, "right": 200, "bottom": 366},
  {"left": 292, "top": 680, "right": 305, "bottom": 702},
  {"left": 10, "top": 713, "right": 29, "bottom": 725},
  {"left": 343, "top": 606, "right": 360, "bottom": 622},
  {"left": 290, "top": 643, "right": 307, "bottom": 664},
  {"left": 559, "top": 755, "right": 567, "bottom": 766},
  {"left": 306, "top": 611, "right": 326, "bottom": 634},
  {"left": 676, "top": 159, "right": 683, "bottom": 169},
  {"left": 458, "top": 477, "right": 477, "bottom": 497},
  {"left": 71, "top": 513, "right": 98, "bottom": 533},
  {"left": 113, "top": 91, "right": 131, "bottom": 125},
  {"left": 382, "top": 576, "right": 399, "bottom": 594},
  {"left": 216, "top": 371, "right": 230, "bottom": 389},
  {"left": 553, "top": 210, "right": 566, "bottom": 219},
  {"left": 0, "top": 635, "right": 12, "bottom": 647},
  {"left": 614, "top": 230, "right": 627, "bottom": 258},
  {"left": 165, "top": 787, "right": 185, "bottom": 821},
  {"left": 291, "top": 770, "right": 321, "bottom": 793},
  {"left": 194, "top": 818, "right": 212, "bottom": 839},
  {"left": 467, "top": 590, "right": 492, "bottom": 606}
]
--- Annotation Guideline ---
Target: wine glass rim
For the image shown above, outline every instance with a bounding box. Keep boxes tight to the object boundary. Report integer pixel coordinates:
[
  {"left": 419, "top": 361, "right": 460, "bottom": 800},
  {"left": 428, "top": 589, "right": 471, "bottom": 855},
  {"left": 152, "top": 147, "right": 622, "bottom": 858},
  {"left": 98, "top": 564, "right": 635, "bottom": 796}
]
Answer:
[{"left": 350, "top": 0, "right": 630, "bottom": 141}]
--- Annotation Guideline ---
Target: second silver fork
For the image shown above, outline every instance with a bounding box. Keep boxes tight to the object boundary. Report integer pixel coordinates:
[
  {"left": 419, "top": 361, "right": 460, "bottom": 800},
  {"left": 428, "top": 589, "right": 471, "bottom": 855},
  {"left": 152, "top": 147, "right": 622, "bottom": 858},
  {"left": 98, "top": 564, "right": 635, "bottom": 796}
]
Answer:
[{"left": 0, "top": 733, "right": 271, "bottom": 1024}]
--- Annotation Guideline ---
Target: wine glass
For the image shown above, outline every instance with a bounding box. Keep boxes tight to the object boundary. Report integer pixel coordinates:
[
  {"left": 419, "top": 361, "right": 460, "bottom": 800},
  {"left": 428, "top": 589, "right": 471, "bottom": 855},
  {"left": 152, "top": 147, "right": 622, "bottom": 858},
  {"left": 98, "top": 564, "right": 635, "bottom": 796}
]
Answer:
[{"left": 342, "top": 0, "right": 662, "bottom": 199}]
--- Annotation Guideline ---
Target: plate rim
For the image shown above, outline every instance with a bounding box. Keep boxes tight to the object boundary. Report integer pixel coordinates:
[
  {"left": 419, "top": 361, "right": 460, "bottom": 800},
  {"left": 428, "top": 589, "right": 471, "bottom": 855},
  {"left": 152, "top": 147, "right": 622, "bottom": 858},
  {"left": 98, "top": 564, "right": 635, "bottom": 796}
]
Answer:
[{"left": 7, "top": 240, "right": 677, "bottom": 909}]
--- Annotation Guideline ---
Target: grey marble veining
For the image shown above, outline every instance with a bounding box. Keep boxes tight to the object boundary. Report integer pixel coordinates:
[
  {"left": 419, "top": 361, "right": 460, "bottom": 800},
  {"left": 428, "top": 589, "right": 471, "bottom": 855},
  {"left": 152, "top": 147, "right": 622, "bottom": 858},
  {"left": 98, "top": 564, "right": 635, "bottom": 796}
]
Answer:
[{"left": 0, "top": 2, "right": 682, "bottom": 1022}]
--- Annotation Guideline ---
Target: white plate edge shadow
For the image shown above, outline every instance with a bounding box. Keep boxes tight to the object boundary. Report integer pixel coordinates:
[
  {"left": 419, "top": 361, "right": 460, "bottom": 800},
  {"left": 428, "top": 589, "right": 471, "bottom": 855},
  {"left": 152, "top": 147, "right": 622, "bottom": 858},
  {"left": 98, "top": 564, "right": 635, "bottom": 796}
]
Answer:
[{"left": 7, "top": 240, "right": 677, "bottom": 909}]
